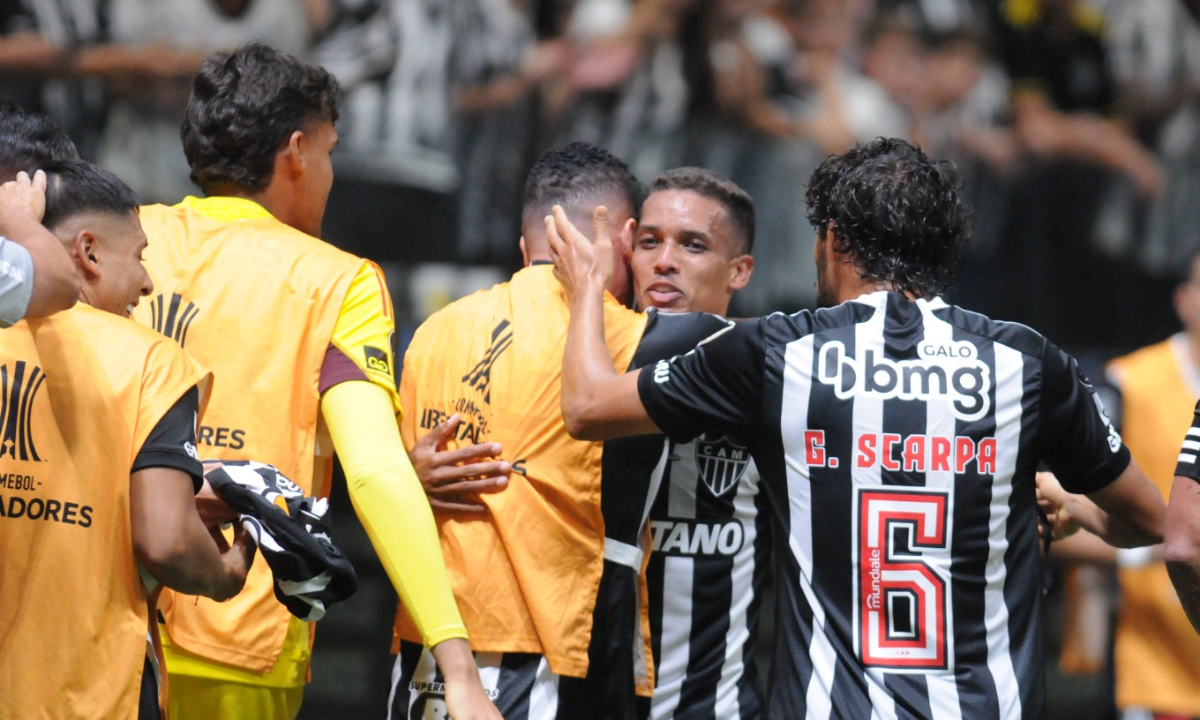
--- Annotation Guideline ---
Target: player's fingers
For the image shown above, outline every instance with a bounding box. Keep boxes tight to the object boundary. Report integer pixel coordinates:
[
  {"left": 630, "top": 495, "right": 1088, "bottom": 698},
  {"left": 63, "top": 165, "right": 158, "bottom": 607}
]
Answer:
[
  {"left": 592, "top": 205, "right": 610, "bottom": 247},
  {"left": 437, "top": 442, "right": 503, "bottom": 465},
  {"left": 31, "top": 169, "right": 45, "bottom": 192},
  {"left": 416, "top": 414, "right": 460, "bottom": 450},
  {"left": 431, "top": 477, "right": 508, "bottom": 495},
  {"left": 545, "top": 213, "right": 565, "bottom": 258},
  {"left": 429, "top": 497, "right": 489, "bottom": 513},
  {"left": 552, "top": 204, "right": 583, "bottom": 246},
  {"left": 433, "top": 462, "right": 511, "bottom": 484}
]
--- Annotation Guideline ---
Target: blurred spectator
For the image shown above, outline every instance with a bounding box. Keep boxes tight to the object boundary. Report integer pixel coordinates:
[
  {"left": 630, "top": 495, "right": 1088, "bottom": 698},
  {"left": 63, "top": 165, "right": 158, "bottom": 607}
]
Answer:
[
  {"left": 1102, "top": 0, "right": 1200, "bottom": 276},
  {"left": 451, "top": 0, "right": 562, "bottom": 263},
  {"left": 75, "top": 0, "right": 310, "bottom": 203},
  {"left": 0, "top": 0, "right": 107, "bottom": 156}
]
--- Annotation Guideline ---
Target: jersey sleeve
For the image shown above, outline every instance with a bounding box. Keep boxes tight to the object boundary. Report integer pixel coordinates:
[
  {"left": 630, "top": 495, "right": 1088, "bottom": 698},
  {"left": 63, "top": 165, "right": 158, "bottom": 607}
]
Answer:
[
  {"left": 132, "top": 385, "right": 203, "bottom": 492},
  {"left": 0, "top": 238, "right": 33, "bottom": 328},
  {"left": 1038, "top": 340, "right": 1131, "bottom": 494},
  {"left": 636, "top": 318, "right": 766, "bottom": 443},
  {"left": 1175, "top": 400, "right": 1200, "bottom": 482},
  {"left": 324, "top": 261, "right": 402, "bottom": 417},
  {"left": 630, "top": 309, "right": 735, "bottom": 368}
]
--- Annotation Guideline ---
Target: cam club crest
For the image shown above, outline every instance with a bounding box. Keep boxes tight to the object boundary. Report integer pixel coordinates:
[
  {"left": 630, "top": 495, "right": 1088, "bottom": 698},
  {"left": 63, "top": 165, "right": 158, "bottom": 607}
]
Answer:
[{"left": 694, "top": 433, "right": 750, "bottom": 497}]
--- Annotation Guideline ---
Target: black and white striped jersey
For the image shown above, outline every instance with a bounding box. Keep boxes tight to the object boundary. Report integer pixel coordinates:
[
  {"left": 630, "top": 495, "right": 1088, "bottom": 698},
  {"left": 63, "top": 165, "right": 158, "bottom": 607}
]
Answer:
[
  {"left": 644, "top": 437, "right": 770, "bottom": 720},
  {"left": 636, "top": 291, "right": 1130, "bottom": 720}
]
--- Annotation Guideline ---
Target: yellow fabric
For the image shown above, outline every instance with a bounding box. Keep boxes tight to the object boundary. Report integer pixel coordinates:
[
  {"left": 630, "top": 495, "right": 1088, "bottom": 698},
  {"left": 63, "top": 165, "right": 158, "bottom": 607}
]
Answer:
[
  {"left": 1107, "top": 337, "right": 1200, "bottom": 716},
  {"left": 160, "top": 615, "right": 310, "bottom": 688},
  {"left": 321, "top": 380, "right": 468, "bottom": 647},
  {"left": 329, "top": 260, "right": 403, "bottom": 417},
  {"left": 167, "top": 674, "right": 304, "bottom": 720},
  {"left": 134, "top": 196, "right": 362, "bottom": 682},
  {"left": 0, "top": 304, "right": 209, "bottom": 720},
  {"left": 392, "top": 265, "right": 649, "bottom": 682}
]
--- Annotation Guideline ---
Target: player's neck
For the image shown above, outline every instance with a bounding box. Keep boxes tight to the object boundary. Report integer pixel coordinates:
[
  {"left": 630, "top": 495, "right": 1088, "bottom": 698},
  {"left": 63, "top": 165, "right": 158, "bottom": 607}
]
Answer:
[{"left": 216, "top": 185, "right": 303, "bottom": 234}]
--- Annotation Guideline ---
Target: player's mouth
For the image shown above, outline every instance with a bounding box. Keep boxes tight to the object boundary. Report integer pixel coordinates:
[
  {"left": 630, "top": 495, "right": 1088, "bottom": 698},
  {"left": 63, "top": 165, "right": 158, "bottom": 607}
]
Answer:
[
  {"left": 645, "top": 281, "right": 684, "bottom": 306},
  {"left": 126, "top": 302, "right": 137, "bottom": 317}
]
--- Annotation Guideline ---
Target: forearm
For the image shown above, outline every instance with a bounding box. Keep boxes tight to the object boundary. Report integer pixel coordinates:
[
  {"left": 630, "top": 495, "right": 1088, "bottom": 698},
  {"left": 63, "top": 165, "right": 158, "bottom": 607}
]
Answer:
[
  {"left": 321, "top": 381, "right": 469, "bottom": 647},
  {"left": 1064, "top": 490, "right": 1160, "bottom": 548},
  {"left": 1166, "top": 476, "right": 1200, "bottom": 633},
  {"left": 562, "top": 283, "right": 619, "bottom": 439},
  {"left": 0, "top": 215, "right": 79, "bottom": 317},
  {"left": 130, "top": 468, "right": 249, "bottom": 601}
]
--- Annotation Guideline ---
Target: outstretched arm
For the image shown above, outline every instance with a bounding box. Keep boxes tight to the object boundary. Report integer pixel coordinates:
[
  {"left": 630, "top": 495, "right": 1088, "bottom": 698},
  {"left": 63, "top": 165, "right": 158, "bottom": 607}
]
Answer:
[
  {"left": 1037, "top": 463, "right": 1164, "bottom": 549},
  {"left": 321, "top": 380, "right": 501, "bottom": 720},
  {"left": 1166, "top": 475, "right": 1200, "bottom": 634},
  {"left": 546, "top": 204, "right": 659, "bottom": 440}
]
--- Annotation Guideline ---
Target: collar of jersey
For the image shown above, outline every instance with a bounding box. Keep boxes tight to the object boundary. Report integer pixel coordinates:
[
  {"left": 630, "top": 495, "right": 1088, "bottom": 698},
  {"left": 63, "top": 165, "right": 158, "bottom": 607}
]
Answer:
[{"left": 177, "top": 195, "right": 275, "bottom": 223}]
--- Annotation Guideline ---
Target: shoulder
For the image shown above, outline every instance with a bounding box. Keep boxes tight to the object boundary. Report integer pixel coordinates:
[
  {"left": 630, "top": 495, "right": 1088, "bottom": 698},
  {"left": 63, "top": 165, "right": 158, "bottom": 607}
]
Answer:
[
  {"left": 68, "top": 305, "right": 202, "bottom": 376},
  {"left": 932, "top": 302, "right": 1049, "bottom": 359},
  {"left": 409, "top": 283, "right": 507, "bottom": 347}
]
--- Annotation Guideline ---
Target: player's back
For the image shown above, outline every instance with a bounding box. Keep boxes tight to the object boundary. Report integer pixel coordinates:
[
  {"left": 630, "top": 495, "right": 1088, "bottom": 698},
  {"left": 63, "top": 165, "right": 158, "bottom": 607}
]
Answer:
[
  {"left": 136, "top": 200, "right": 362, "bottom": 489},
  {"left": 134, "top": 199, "right": 364, "bottom": 675},
  {"left": 396, "top": 264, "right": 647, "bottom": 677},
  {"left": 0, "top": 304, "right": 208, "bottom": 720},
  {"left": 641, "top": 290, "right": 1129, "bottom": 720}
]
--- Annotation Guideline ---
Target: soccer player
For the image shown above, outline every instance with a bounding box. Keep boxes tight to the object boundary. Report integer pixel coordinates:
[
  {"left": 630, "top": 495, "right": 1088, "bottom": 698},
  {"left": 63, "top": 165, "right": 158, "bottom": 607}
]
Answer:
[
  {"left": 623, "top": 168, "right": 767, "bottom": 720},
  {"left": 131, "top": 45, "right": 498, "bottom": 720},
  {"left": 0, "top": 159, "right": 253, "bottom": 720},
  {"left": 1040, "top": 252, "right": 1200, "bottom": 719},
  {"left": 549, "top": 137, "right": 1166, "bottom": 720},
  {"left": 0, "top": 103, "right": 83, "bottom": 323},
  {"left": 391, "top": 143, "right": 731, "bottom": 720},
  {"left": 1168, "top": 411, "right": 1200, "bottom": 636}
]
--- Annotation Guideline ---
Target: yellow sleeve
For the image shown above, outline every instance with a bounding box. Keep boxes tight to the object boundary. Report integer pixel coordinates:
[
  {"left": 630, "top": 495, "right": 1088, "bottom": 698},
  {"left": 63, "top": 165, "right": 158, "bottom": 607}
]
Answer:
[
  {"left": 329, "top": 261, "right": 403, "bottom": 417},
  {"left": 320, "top": 380, "right": 468, "bottom": 647}
]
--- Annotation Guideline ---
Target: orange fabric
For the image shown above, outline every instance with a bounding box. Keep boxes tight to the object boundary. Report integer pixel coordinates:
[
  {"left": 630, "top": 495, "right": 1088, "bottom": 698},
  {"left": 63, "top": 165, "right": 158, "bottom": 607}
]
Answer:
[
  {"left": 0, "top": 304, "right": 209, "bottom": 720},
  {"left": 135, "top": 201, "right": 363, "bottom": 675},
  {"left": 393, "top": 265, "right": 648, "bottom": 680},
  {"left": 1107, "top": 338, "right": 1200, "bottom": 716}
]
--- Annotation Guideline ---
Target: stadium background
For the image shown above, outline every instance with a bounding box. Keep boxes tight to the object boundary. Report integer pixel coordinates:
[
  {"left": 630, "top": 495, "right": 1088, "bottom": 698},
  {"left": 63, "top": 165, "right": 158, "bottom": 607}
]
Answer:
[{"left": 1, "top": 0, "right": 1193, "bottom": 716}]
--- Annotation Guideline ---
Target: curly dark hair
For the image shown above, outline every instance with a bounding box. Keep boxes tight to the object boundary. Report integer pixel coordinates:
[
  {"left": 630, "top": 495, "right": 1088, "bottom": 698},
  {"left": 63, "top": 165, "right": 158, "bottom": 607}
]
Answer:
[
  {"left": 648, "top": 167, "right": 756, "bottom": 254},
  {"left": 0, "top": 102, "right": 78, "bottom": 182},
  {"left": 805, "top": 138, "right": 968, "bottom": 297},
  {"left": 522, "top": 141, "right": 643, "bottom": 233},
  {"left": 40, "top": 159, "right": 139, "bottom": 232},
  {"left": 181, "top": 43, "right": 342, "bottom": 195}
]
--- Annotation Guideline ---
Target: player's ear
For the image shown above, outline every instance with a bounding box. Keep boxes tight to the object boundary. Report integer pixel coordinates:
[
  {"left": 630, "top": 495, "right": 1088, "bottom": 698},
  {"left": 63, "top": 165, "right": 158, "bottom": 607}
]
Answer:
[
  {"left": 282, "top": 130, "right": 305, "bottom": 178},
  {"left": 729, "top": 254, "right": 754, "bottom": 291},
  {"left": 73, "top": 230, "right": 101, "bottom": 281},
  {"left": 620, "top": 218, "right": 636, "bottom": 262},
  {"left": 519, "top": 236, "right": 530, "bottom": 266}
]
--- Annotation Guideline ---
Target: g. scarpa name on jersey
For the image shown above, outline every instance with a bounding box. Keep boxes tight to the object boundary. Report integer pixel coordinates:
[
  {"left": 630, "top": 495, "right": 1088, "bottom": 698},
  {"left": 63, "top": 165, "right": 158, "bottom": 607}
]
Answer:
[{"left": 803, "top": 429, "right": 999, "bottom": 475}]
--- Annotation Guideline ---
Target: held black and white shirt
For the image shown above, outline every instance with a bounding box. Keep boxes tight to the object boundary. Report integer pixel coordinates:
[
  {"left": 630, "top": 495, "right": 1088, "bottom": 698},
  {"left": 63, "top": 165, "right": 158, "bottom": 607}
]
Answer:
[{"left": 635, "top": 291, "right": 1129, "bottom": 720}]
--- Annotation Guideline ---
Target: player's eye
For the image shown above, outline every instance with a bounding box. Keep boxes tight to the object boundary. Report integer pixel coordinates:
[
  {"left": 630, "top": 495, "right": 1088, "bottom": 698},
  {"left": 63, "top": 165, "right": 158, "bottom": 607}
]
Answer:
[{"left": 637, "top": 236, "right": 659, "bottom": 248}]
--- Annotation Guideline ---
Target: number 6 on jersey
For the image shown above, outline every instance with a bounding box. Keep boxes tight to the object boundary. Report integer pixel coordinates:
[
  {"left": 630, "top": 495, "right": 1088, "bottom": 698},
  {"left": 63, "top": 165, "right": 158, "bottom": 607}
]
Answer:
[{"left": 855, "top": 487, "right": 953, "bottom": 672}]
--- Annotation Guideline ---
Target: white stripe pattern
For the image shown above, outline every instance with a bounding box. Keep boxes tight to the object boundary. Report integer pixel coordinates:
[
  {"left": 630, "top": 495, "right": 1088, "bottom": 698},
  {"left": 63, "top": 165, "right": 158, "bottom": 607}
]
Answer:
[
  {"left": 918, "top": 301, "right": 965, "bottom": 720},
  {"left": 983, "top": 343, "right": 1026, "bottom": 720}
]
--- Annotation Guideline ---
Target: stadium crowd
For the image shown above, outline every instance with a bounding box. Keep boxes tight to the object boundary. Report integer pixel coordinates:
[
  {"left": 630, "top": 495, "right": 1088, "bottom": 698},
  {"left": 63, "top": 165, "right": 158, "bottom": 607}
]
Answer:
[{"left": 2, "top": 1, "right": 1200, "bottom": 720}]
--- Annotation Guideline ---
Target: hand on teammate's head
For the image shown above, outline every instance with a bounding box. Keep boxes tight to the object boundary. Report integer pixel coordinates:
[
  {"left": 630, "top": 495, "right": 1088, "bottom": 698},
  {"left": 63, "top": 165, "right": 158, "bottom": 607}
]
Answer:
[
  {"left": 0, "top": 170, "right": 46, "bottom": 227},
  {"left": 546, "top": 204, "right": 614, "bottom": 303}
]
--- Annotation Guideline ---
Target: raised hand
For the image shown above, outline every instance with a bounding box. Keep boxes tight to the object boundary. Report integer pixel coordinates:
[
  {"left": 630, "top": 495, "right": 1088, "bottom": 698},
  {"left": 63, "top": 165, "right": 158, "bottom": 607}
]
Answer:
[
  {"left": 546, "top": 204, "right": 613, "bottom": 303},
  {"left": 410, "top": 413, "right": 510, "bottom": 513}
]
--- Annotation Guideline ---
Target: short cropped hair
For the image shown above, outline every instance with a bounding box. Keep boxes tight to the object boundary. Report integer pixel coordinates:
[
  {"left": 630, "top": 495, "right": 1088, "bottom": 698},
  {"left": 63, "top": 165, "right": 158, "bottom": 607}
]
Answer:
[
  {"left": 647, "top": 167, "right": 756, "bottom": 254},
  {"left": 181, "top": 43, "right": 342, "bottom": 195},
  {"left": 40, "top": 159, "right": 140, "bottom": 232},
  {"left": 522, "top": 142, "right": 643, "bottom": 226},
  {"left": 0, "top": 102, "right": 79, "bottom": 182},
  {"left": 805, "top": 138, "right": 968, "bottom": 297}
]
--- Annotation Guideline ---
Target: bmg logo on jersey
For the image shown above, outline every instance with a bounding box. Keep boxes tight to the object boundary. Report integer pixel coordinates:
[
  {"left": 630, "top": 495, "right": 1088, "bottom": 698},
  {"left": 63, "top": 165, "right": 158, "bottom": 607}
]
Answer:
[
  {"left": 0, "top": 361, "right": 46, "bottom": 462},
  {"left": 817, "top": 340, "right": 990, "bottom": 421}
]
